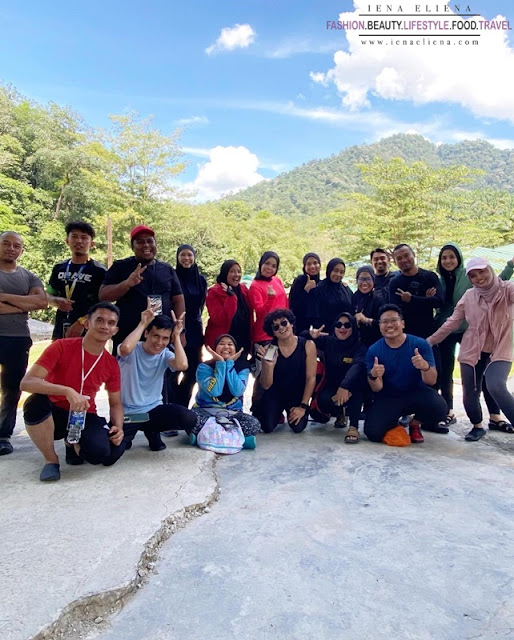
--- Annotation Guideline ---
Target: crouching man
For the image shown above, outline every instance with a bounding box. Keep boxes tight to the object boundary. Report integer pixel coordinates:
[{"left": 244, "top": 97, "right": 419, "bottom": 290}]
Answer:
[
  {"left": 20, "top": 302, "right": 125, "bottom": 481},
  {"left": 117, "top": 303, "right": 196, "bottom": 451},
  {"left": 364, "top": 304, "right": 447, "bottom": 444}
]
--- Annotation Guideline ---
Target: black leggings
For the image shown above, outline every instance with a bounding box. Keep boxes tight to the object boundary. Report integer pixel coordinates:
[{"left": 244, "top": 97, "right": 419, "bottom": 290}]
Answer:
[
  {"left": 166, "top": 344, "right": 203, "bottom": 408},
  {"left": 364, "top": 387, "right": 447, "bottom": 442},
  {"left": 252, "top": 392, "right": 308, "bottom": 434},
  {"left": 316, "top": 387, "right": 363, "bottom": 427},
  {"left": 123, "top": 403, "right": 197, "bottom": 442},
  {"left": 461, "top": 354, "right": 514, "bottom": 426}
]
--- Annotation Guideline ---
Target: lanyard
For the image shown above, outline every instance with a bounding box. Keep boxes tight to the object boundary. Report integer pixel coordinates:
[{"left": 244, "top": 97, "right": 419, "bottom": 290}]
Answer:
[
  {"left": 64, "top": 260, "right": 87, "bottom": 300},
  {"left": 80, "top": 343, "right": 104, "bottom": 395}
]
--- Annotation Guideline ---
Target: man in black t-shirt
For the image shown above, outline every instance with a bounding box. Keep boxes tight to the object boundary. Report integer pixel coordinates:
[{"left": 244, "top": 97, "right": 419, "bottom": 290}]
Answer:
[
  {"left": 388, "top": 244, "right": 443, "bottom": 339},
  {"left": 99, "top": 225, "right": 185, "bottom": 353},
  {"left": 370, "top": 248, "right": 397, "bottom": 302},
  {"left": 47, "top": 222, "right": 107, "bottom": 340}
]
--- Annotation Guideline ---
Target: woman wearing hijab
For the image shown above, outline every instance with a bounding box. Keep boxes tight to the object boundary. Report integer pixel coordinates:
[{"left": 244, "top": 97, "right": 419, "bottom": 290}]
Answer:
[
  {"left": 307, "top": 312, "right": 367, "bottom": 443},
  {"left": 433, "top": 243, "right": 513, "bottom": 430},
  {"left": 205, "top": 260, "right": 252, "bottom": 360},
  {"left": 312, "top": 258, "right": 352, "bottom": 333},
  {"left": 170, "top": 244, "right": 208, "bottom": 407},
  {"left": 428, "top": 257, "right": 514, "bottom": 441},
  {"left": 190, "top": 334, "right": 260, "bottom": 446},
  {"left": 248, "top": 251, "right": 288, "bottom": 347},
  {"left": 351, "top": 265, "right": 384, "bottom": 347},
  {"left": 288, "top": 252, "right": 321, "bottom": 334}
]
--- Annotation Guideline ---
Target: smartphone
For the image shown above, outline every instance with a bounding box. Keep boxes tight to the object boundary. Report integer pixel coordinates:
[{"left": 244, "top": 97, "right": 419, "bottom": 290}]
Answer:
[
  {"left": 263, "top": 344, "right": 278, "bottom": 361},
  {"left": 62, "top": 322, "right": 71, "bottom": 338}
]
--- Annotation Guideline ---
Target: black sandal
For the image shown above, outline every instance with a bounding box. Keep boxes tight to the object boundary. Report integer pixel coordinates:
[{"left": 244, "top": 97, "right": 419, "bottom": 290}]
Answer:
[{"left": 488, "top": 419, "right": 514, "bottom": 433}]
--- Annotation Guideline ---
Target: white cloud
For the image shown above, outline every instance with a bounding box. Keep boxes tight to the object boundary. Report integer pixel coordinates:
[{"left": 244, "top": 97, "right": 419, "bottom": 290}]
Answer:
[
  {"left": 175, "top": 115, "right": 209, "bottom": 127},
  {"left": 205, "top": 24, "right": 256, "bottom": 55},
  {"left": 265, "top": 39, "right": 341, "bottom": 59},
  {"left": 182, "top": 146, "right": 211, "bottom": 158},
  {"left": 185, "top": 146, "right": 266, "bottom": 201},
  {"left": 311, "top": 1, "right": 514, "bottom": 122}
]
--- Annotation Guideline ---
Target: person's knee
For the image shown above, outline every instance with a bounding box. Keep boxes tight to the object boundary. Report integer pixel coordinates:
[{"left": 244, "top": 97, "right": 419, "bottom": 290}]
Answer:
[{"left": 363, "top": 425, "right": 382, "bottom": 442}]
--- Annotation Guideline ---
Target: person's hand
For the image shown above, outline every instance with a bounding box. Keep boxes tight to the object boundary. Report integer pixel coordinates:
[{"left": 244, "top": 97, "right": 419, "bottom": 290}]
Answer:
[
  {"left": 332, "top": 388, "right": 351, "bottom": 406},
  {"left": 355, "top": 311, "right": 368, "bottom": 326},
  {"left": 65, "top": 321, "right": 84, "bottom": 338},
  {"left": 267, "top": 286, "right": 276, "bottom": 297},
  {"left": 396, "top": 288, "right": 412, "bottom": 303},
  {"left": 426, "top": 336, "right": 434, "bottom": 347},
  {"left": 141, "top": 298, "right": 155, "bottom": 326},
  {"left": 257, "top": 344, "right": 278, "bottom": 367},
  {"left": 370, "top": 356, "right": 385, "bottom": 379},
  {"left": 304, "top": 275, "right": 316, "bottom": 292},
  {"left": 206, "top": 345, "right": 225, "bottom": 362},
  {"left": 171, "top": 310, "right": 186, "bottom": 340},
  {"left": 411, "top": 347, "right": 429, "bottom": 371},
  {"left": 65, "top": 389, "right": 90, "bottom": 412},
  {"left": 109, "top": 424, "right": 124, "bottom": 446},
  {"left": 288, "top": 405, "right": 306, "bottom": 425},
  {"left": 232, "top": 348, "right": 244, "bottom": 362},
  {"left": 55, "top": 297, "right": 74, "bottom": 312},
  {"left": 126, "top": 263, "right": 147, "bottom": 288},
  {"left": 309, "top": 324, "right": 329, "bottom": 339},
  {"left": 425, "top": 287, "right": 436, "bottom": 297}
]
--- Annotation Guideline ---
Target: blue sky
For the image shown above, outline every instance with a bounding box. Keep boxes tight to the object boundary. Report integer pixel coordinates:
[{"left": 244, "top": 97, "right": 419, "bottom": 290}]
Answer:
[{"left": 1, "top": 0, "right": 513, "bottom": 200}]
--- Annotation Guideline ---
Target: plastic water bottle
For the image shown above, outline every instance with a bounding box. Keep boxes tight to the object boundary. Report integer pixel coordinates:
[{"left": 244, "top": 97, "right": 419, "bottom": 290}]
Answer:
[{"left": 67, "top": 397, "right": 89, "bottom": 444}]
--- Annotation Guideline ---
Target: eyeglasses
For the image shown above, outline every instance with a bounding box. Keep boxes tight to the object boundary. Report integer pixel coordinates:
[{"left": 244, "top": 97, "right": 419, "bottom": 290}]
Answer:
[
  {"left": 357, "top": 277, "right": 373, "bottom": 283},
  {"left": 272, "top": 319, "right": 289, "bottom": 332},
  {"left": 334, "top": 321, "right": 352, "bottom": 329},
  {"left": 379, "top": 318, "right": 402, "bottom": 325}
]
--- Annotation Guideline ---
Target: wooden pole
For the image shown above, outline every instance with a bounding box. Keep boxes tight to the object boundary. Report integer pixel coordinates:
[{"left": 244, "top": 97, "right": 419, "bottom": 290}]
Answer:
[{"left": 107, "top": 216, "right": 112, "bottom": 267}]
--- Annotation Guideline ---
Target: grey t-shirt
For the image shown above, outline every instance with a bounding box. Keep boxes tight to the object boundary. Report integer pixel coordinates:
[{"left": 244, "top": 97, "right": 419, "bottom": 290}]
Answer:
[{"left": 0, "top": 267, "right": 43, "bottom": 337}]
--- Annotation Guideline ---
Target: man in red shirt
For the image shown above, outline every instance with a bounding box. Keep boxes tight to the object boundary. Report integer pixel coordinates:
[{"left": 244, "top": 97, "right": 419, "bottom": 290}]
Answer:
[{"left": 21, "top": 302, "right": 125, "bottom": 481}]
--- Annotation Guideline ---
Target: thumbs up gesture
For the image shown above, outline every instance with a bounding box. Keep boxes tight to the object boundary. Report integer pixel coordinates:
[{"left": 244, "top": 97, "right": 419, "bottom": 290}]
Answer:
[
  {"left": 304, "top": 274, "right": 316, "bottom": 292},
  {"left": 370, "top": 356, "right": 385, "bottom": 379},
  {"left": 411, "top": 347, "right": 429, "bottom": 371}
]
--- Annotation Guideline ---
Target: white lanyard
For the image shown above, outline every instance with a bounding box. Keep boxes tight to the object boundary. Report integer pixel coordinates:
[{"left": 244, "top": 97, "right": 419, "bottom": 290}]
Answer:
[{"left": 80, "top": 343, "right": 104, "bottom": 395}]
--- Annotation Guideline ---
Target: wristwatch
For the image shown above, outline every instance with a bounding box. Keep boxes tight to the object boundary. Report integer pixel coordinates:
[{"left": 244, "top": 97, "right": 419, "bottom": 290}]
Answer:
[
  {"left": 300, "top": 402, "right": 310, "bottom": 410},
  {"left": 368, "top": 372, "right": 378, "bottom": 381}
]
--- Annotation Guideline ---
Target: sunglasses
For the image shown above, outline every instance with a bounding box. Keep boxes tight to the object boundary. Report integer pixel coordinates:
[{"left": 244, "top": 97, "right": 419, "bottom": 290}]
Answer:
[
  {"left": 357, "top": 277, "right": 373, "bottom": 283},
  {"left": 334, "top": 321, "right": 352, "bottom": 329},
  {"left": 272, "top": 319, "right": 289, "bottom": 332}
]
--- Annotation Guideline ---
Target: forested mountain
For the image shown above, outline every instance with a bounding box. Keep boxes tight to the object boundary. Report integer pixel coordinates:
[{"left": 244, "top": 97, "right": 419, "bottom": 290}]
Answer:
[{"left": 228, "top": 134, "right": 514, "bottom": 217}]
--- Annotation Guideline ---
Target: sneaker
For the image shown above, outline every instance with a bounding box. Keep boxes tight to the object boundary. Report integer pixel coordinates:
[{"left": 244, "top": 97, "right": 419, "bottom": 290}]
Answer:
[
  {"left": 0, "top": 439, "right": 14, "bottom": 456},
  {"left": 40, "top": 463, "right": 61, "bottom": 482},
  {"left": 161, "top": 430, "right": 179, "bottom": 437},
  {"left": 465, "top": 427, "right": 486, "bottom": 441},
  {"left": 409, "top": 424, "right": 424, "bottom": 443},
  {"left": 334, "top": 411, "right": 346, "bottom": 429},
  {"left": 65, "top": 445, "right": 84, "bottom": 465},
  {"left": 243, "top": 435, "right": 256, "bottom": 449},
  {"left": 188, "top": 432, "right": 197, "bottom": 446}
]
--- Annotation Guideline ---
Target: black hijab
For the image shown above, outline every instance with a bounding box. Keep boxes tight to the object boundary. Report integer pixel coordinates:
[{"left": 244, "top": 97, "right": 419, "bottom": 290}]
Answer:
[
  {"left": 437, "top": 244, "right": 462, "bottom": 305},
  {"left": 254, "top": 251, "right": 280, "bottom": 282},
  {"left": 176, "top": 244, "right": 204, "bottom": 298},
  {"left": 216, "top": 260, "right": 251, "bottom": 354}
]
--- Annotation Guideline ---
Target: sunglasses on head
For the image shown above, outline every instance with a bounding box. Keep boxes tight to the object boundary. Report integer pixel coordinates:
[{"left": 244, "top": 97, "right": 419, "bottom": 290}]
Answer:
[
  {"left": 334, "top": 321, "right": 352, "bottom": 329},
  {"left": 272, "top": 319, "right": 289, "bottom": 332}
]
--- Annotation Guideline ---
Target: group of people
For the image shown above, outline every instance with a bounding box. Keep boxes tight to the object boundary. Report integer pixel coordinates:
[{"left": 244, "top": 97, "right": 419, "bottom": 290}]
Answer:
[{"left": 0, "top": 222, "right": 513, "bottom": 482}]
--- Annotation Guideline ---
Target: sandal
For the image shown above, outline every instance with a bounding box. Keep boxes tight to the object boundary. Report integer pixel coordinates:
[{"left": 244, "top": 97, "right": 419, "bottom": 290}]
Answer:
[
  {"left": 488, "top": 419, "right": 514, "bottom": 433},
  {"left": 345, "top": 425, "right": 360, "bottom": 444}
]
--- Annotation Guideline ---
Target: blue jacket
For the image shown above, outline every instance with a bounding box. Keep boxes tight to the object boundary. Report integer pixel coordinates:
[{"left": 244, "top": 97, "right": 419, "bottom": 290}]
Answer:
[{"left": 194, "top": 360, "right": 249, "bottom": 411}]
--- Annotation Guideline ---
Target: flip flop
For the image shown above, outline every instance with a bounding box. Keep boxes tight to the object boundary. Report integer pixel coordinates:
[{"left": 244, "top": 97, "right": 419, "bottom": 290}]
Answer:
[
  {"left": 345, "top": 425, "right": 360, "bottom": 444},
  {"left": 488, "top": 419, "right": 514, "bottom": 433}
]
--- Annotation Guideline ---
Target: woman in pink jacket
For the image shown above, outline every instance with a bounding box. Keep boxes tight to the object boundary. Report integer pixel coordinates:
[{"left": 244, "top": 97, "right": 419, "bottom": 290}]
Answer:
[
  {"left": 428, "top": 257, "right": 514, "bottom": 441},
  {"left": 249, "top": 251, "right": 288, "bottom": 347}
]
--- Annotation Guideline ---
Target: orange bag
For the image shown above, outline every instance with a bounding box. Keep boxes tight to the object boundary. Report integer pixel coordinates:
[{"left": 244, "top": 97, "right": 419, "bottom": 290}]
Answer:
[{"left": 382, "top": 425, "right": 411, "bottom": 447}]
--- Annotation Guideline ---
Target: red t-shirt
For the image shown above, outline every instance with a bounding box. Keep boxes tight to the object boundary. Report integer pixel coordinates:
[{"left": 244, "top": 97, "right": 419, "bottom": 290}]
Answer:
[{"left": 36, "top": 338, "right": 120, "bottom": 412}]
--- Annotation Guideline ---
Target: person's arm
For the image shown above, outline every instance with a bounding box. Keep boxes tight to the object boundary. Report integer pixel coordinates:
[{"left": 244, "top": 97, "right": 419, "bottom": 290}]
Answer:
[
  {"left": 427, "top": 297, "right": 467, "bottom": 346},
  {"left": 0, "top": 286, "right": 47, "bottom": 311},
  {"left": 288, "top": 339, "right": 317, "bottom": 424},
  {"left": 20, "top": 363, "right": 90, "bottom": 412},
  {"left": 0, "top": 301, "right": 24, "bottom": 314},
  {"left": 367, "top": 354, "right": 385, "bottom": 393},
  {"left": 225, "top": 352, "right": 248, "bottom": 397},
  {"left": 196, "top": 359, "right": 227, "bottom": 396},
  {"left": 107, "top": 390, "right": 124, "bottom": 446},
  {"left": 99, "top": 263, "right": 147, "bottom": 301},
  {"left": 340, "top": 346, "right": 367, "bottom": 391},
  {"left": 499, "top": 258, "right": 514, "bottom": 281},
  {"left": 258, "top": 344, "right": 277, "bottom": 390},
  {"left": 249, "top": 281, "right": 275, "bottom": 315},
  {"left": 170, "top": 312, "right": 188, "bottom": 370},
  {"left": 118, "top": 300, "right": 155, "bottom": 357},
  {"left": 46, "top": 292, "right": 74, "bottom": 312},
  {"left": 206, "top": 285, "right": 238, "bottom": 326}
]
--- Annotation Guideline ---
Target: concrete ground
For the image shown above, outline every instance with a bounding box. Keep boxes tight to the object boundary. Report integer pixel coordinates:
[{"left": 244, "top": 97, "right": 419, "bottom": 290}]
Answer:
[{"left": 1, "top": 382, "right": 513, "bottom": 640}]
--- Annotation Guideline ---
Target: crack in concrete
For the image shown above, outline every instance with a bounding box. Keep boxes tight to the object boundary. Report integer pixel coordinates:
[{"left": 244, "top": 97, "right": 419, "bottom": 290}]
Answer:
[{"left": 29, "top": 456, "right": 220, "bottom": 640}]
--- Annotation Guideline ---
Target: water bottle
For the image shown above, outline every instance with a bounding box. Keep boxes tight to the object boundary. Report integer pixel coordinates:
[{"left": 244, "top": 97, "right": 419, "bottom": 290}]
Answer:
[{"left": 67, "top": 397, "right": 89, "bottom": 445}]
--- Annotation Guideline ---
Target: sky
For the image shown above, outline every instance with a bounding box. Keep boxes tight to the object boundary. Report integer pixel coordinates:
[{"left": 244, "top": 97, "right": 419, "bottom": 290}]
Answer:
[{"left": 1, "top": 0, "right": 513, "bottom": 201}]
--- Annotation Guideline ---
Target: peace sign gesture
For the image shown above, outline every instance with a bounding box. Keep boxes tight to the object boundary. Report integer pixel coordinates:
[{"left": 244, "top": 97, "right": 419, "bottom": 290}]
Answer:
[
  {"left": 127, "top": 263, "right": 147, "bottom": 288},
  {"left": 141, "top": 298, "right": 155, "bottom": 326},
  {"left": 171, "top": 310, "right": 186, "bottom": 339}
]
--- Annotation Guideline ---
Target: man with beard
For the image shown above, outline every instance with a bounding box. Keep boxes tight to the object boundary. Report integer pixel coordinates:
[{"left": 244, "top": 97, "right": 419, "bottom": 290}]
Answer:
[
  {"left": 370, "top": 248, "right": 396, "bottom": 302},
  {"left": 0, "top": 231, "right": 47, "bottom": 456}
]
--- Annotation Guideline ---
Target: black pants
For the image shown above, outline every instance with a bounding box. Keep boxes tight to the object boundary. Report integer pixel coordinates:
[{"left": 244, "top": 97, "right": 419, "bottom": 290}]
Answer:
[
  {"left": 364, "top": 387, "right": 447, "bottom": 442},
  {"left": 252, "top": 391, "right": 308, "bottom": 434},
  {"left": 166, "top": 344, "right": 202, "bottom": 407},
  {"left": 0, "top": 336, "right": 31, "bottom": 439},
  {"left": 461, "top": 354, "right": 514, "bottom": 426},
  {"left": 317, "top": 387, "right": 364, "bottom": 427},
  {"left": 23, "top": 394, "right": 125, "bottom": 466},
  {"left": 123, "top": 403, "right": 197, "bottom": 444}
]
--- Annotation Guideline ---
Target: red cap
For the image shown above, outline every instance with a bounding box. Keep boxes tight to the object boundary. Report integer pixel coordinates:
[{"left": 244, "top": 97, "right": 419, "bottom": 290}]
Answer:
[{"left": 130, "top": 225, "right": 155, "bottom": 242}]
